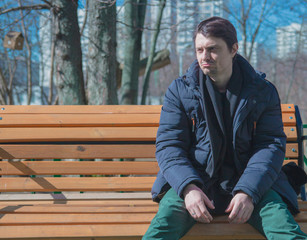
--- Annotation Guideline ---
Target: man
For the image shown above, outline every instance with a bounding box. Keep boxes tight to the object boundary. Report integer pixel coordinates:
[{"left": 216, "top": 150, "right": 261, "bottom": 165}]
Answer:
[{"left": 143, "top": 17, "right": 307, "bottom": 239}]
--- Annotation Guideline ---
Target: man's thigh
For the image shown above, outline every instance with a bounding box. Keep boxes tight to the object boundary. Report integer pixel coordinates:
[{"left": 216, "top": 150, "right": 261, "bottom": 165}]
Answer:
[
  {"left": 248, "top": 189, "right": 307, "bottom": 240},
  {"left": 143, "top": 188, "right": 196, "bottom": 240}
]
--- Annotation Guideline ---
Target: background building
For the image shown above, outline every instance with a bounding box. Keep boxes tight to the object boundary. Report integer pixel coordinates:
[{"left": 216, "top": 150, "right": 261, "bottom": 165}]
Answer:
[{"left": 276, "top": 23, "right": 307, "bottom": 59}]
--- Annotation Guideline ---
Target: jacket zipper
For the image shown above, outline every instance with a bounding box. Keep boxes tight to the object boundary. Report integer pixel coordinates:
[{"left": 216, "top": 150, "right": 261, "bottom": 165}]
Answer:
[{"left": 191, "top": 116, "right": 195, "bottom": 133}]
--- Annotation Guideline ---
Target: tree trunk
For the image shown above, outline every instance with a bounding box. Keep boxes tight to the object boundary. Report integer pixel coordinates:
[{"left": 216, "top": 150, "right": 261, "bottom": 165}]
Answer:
[
  {"left": 53, "top": 0, "right": 86, "bottom": 105},
  {"left": 141, "top": 0, "right": 166, "bottom": 105},
  {"left": 18, "top": 0, "right": 32, "bottom": 105},
  {"left": 0, "top": 67, "right": 8, "bottom": 104},
  {"left": 87, "top": 0, "right": 118, "bottom": 105},
  {"left": 120, "top": 0, "right": 147, "bottom": 105}
]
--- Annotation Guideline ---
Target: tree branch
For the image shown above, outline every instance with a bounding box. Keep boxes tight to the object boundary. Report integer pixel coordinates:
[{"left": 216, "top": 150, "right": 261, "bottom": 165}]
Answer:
[
  {"left": 0, "top": 4, "right": 50, "bottom": 16},
  {"left": 80, "top": 0, "right": 89, "bottom": 36},
  {"left": 248, "top": 0, "right": 268, "bottom": 60}
]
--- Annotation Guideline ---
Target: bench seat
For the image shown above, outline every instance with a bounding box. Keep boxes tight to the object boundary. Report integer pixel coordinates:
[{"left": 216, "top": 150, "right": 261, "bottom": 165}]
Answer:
[{"left": 0, "top": 104, "right": 305, "bottom": 239}]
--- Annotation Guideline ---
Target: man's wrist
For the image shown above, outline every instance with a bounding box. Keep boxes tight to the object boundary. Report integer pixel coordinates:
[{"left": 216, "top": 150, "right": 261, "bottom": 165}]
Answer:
[
  {"left": 236, "top": 191, "right": 253, "bottom": 201},
  {"left": 183, "top": 183, "right": 201, "bottom": 197}
]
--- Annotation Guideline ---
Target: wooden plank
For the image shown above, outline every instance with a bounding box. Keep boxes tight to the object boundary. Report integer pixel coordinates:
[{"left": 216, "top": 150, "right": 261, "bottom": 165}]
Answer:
[
  {"left": 0, "top": 177, "right": 155, "bottom": 192},
  {"left": 298, "top": 201, "right": 307, "bottom": 210},
  {"left": 285, "top": 143, "right": 299, "bottom": 158},
  {"left": 0, "top": 213, "right": 156, "bottom": 226},
  {"left": 0, "top": 144, "right": 156, "bottom": 159},
  {"left": 0, "top": 127, "right": 158, "bottom": 143},
  {"left": 0, "top": 209, "right": 307, "bottom": 226},
  {"left": 282, "top": 113, "right": 296, "bottom": 126},
  {"left": 0, "top": 142, "right": 297, "bottom": 160},
  {"left": 0, "top": 114, "right": 160, "bottom": 127},
  {"left": 0, "top": 105, "right": 162, "bottom": 114},
  {"left": 0, "top": 224, "right": 268, "bottom": 239},
  {"left": 281, "top": 104, "right": 295, "bottom": 113},
  {"left": 0, "top": 192, "right": 153, "bottom": 201},
  {"left": 0, "top": 205, "right": 158, "bottom": 214},
  {"left": 0, "top": 198, "right": 305, "bottom": 210},
  {"left": 0, "top": 161, "right": 159, "bottom": 176},
  {"left": 0, "top": 224, "right": 148, "bottom": 239},
  {"left": 0, "top": 125, "right": 295, "bottom": 143},
  {"left": 284, "top": 126, "right": 297, "bottom": 141},
  {"left": 0, "top": 103, "right": 292, "bottom": 114},
  {"left": 1, "top": 210, "right": 306, "bottom": 226},
  {"left": 0, "top": 199, "right": 157, "bottom": 206}
]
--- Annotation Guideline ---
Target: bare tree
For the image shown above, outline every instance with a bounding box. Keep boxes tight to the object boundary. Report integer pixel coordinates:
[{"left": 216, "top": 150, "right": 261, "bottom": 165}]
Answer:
[
  {"left": 87, "top": 0, "right": 118, "bottom": 105},
  {"left": 120, "top": 0, "right": 147, "bottom": 105},
  {"left": 52, "top": 0, "right": 86, "bottom": 105},
  {"left": 18, "top": 0, "right": 33, "bottom": 105},
  {"left": 141, "top": 0, "right": 166, "bottom": 105}
]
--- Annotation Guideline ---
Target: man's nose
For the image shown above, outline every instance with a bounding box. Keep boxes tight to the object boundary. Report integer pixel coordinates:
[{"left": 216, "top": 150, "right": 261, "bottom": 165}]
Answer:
[{"left": 201, "top": 50, "right": 210, "bottom": 61}]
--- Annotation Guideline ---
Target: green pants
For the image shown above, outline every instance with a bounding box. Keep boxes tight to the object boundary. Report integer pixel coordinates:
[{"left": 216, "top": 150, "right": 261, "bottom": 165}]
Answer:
[{"left": 143, "top": 188, "right": 307, "bottom": 240}]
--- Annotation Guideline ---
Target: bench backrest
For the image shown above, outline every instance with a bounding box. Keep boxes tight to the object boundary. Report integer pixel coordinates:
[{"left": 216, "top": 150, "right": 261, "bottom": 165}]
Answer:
[{"left": 0, "top": 104, "right": 302, "bottom": 194}]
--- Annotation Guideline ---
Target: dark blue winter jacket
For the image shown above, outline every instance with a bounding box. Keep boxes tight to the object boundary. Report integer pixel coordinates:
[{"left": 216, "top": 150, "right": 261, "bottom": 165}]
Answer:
[{"left": 151, "top": 54, "right": 298, "bottom": 212}]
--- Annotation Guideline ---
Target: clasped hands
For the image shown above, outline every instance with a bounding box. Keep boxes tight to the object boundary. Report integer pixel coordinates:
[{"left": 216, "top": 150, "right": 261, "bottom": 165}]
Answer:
[{"left": 183, "top": 184, "right": 254, "bottom": 224}]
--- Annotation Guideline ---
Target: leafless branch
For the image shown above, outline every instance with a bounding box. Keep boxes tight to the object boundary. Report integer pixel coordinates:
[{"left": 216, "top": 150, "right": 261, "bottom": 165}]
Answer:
[
  {"left": 80, "top": 0, "right": 89, "bottom": 36},
  {"left": 0, "top": 4, "right": 50, "bottom": 16},
  {"left": 248, "top": 0, "right": 268, "bottom": 60}
]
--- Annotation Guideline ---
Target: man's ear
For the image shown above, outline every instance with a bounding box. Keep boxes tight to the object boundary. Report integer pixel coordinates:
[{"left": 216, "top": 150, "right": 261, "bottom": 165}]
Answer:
[{"left": 232, "top": 43, "right": 238, "bottom": 57}]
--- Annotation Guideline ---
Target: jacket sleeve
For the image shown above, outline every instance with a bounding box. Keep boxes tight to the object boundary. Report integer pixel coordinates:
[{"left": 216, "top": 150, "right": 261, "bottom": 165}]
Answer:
[
  {"left": 233, "top": 85, "right": 286, "bottom": 204},
  {"left": 156, "top": 79, "right": 204, "bottom": 198}
]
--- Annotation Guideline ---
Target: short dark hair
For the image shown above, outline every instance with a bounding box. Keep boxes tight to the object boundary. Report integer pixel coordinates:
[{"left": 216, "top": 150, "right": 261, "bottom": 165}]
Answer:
[{"left": 194, "top": 16, "right": 238, "bottom": 51}]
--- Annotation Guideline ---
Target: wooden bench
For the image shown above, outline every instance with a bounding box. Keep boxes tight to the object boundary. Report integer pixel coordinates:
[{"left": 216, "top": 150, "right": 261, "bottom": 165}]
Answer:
[{"left": 0, "top": 104, "right": 306, "bottom": 240}]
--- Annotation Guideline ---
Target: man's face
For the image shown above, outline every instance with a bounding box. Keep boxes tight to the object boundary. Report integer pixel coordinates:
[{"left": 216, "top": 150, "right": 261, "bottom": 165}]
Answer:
[{"left": 195, "top": 33, "right": 238, "bottom": 79}]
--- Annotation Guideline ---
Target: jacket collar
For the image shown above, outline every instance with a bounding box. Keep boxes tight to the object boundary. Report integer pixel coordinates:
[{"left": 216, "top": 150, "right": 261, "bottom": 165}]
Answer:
[{"left": 184, "top": 54, "right": 265, "bottom": 90}]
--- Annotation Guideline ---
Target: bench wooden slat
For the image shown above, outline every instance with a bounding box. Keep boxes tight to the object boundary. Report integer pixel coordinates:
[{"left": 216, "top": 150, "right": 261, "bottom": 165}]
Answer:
[
  {"left": 0, "top": 127, "right": 296, "bottom": 143},
  {"left": 0, "top": 224, "right": 267, "bottom": 239},
  {"left": 285, "top": 143, "right": 299, "bottom": 158},
  {"left": 0, "top": 114, "right": 160, "bottom": 127},
  {"left": 0, "top": 103, "right": 294, "bottom": 114},
  {"left": 0, "top": 112, "right": 295, "bottom": 127},
  {"left": 0, "top": 113, "right": 296, "bottom": 128},
  {"left": 0, "top": 207, "right": 305, "bottom": 225},
  {"left": 0, "top": 192, "right": 153, "bottom": 201},
  {"left": 0, "top": 105, "right": 162, "bottom": 114},
  {"left": 0, "top": 157, "right": 296, "bottom": 175},
  {"left": 0, "top": 144, "right": 156, "bottom": 159},
  {"left": 0, "top": 143, "right": 296, "bottom": 160},
  {"left": 0, "top": 213, "right": 157, "bottom": 226},
  {"left": 0, "top": 205, "right": 158, "bottom": 213},
  {"left": 0, "top": 127, "right": 158, "bottom": 143},
  {"left": 282, "top": 113, "right": 296, "bottom": 126},
  {"left": 0, "top": 199, "right": 157, "bottom": 206},
  {"left": 281, "top": 104, "right": 295, "bottom": 113},
  {"left": 0, "top": 161, "right": 159, "bottom": 175},
  {"left": 284, "top": 126, "right": 298, "bottom": 141},
  {"left": 2, "top": 211, "right": 306, "bottom": 227},
  {"left": 1, "top": 199, "right": 306, "bottom": 208},
  {"left": 0, "top": 177, "right": 155, "bottom": 192}
]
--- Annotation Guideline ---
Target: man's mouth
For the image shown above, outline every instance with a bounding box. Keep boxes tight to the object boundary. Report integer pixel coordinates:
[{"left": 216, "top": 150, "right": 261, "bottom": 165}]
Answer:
[{"left": 201, "top": 62, "right": 213, "bottom": 67}]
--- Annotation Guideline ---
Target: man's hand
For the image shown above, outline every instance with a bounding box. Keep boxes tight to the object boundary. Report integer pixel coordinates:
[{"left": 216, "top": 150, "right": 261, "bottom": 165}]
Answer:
[
  {"left": 225, "top": 191, "right": 254, "bottom": 224},
  {"left": 183, "top": 184, "right": 215, "bottom": 223}
]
